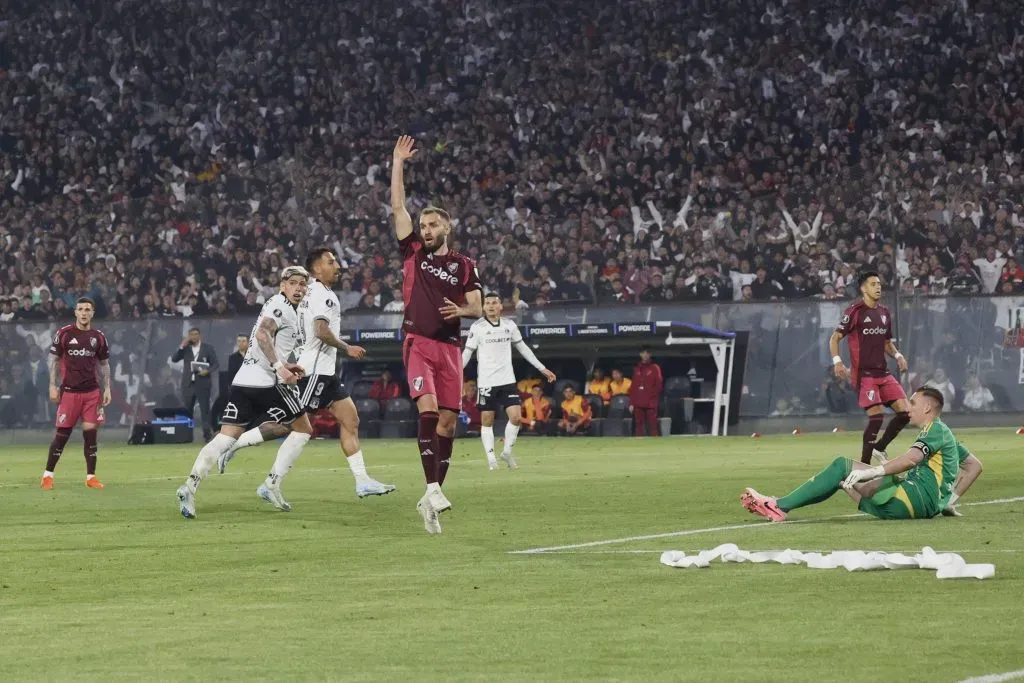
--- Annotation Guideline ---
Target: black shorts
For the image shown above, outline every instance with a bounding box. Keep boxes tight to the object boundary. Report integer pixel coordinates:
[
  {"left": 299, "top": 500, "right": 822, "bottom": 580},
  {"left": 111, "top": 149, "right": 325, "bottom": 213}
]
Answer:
[
  {"left": 298, "top": 374, "right": 350, "bottom": 412},
  {"left": 477, "top": 383, "right": 522, "bottom": 413},
  {"left": 219, "top": 384, "right": 304, "bottom": 427}
]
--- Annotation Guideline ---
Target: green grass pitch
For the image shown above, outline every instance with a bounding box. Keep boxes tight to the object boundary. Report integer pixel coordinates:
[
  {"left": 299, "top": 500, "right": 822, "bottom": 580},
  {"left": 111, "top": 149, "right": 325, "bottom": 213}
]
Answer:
[{"left": 0, "top": 429, "right": 1022, "bottom": 682}]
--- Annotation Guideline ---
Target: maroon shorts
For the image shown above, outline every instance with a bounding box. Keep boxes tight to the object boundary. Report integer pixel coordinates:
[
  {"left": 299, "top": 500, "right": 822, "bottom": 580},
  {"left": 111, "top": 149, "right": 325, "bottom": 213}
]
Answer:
[
  {"left": 56, "top": 389, "right": 104, "bottom": 428},
  {"left": 402, "top": 333, "right": 463, "bottom": 412},
  {"left": 857, "top": 375, "right": 906, "bottom": 409}
]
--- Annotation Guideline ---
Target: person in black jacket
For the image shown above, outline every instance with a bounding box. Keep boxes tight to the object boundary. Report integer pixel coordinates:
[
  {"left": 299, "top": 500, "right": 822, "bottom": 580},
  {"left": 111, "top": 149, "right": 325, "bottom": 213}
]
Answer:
[{"left": 171, "top": 327, "right": 219, "bottom": 442}]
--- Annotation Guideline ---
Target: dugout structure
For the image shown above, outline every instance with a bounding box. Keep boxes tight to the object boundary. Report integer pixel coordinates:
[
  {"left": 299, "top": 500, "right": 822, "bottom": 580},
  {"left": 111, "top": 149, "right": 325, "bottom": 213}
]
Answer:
[{"left": 664, "top": 323, "right": 739, "bottom": 436}]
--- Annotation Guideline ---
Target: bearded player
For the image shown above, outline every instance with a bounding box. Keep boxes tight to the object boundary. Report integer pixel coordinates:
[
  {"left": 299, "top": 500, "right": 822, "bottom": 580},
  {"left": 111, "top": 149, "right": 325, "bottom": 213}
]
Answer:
[
  {"left": 830, "top": 270, "right": 910, "bottom": 464},
  {"left": 43, "top": 297, "right": 111, "bottom": 489},
  {"left": 392, "top": 135, "right": 483, "bottom": 534}
]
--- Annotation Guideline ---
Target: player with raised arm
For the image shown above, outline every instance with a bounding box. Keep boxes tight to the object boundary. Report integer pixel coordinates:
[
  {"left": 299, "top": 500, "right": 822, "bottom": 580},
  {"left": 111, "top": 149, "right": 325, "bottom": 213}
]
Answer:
[
  {"left": 392, "top": 135, "right": 483, "bottom": 534},
  {"left": 741, "top": 387, "right": 959, "bottom": 521},
  {"left": 176, "top": 267, "right": 312, "bottom": 519},
  {"left": 218, "top": 247, "right": 395, "bottom": 498},
  {"left": 830, "top": 270, "right": 910, "bottom": 464},
  {"left": 42, "top": 297, "right": 111, "bottom": 489},
  {"left": 463, "top": 292, "right": 556, "bottom": 470}
]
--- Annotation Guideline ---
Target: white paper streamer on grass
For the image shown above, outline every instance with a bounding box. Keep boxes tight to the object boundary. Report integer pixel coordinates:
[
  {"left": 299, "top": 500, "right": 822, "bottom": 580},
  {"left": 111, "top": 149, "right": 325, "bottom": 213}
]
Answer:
[{"left": 659, "top": 544, "right": 994, "bottom": 580}]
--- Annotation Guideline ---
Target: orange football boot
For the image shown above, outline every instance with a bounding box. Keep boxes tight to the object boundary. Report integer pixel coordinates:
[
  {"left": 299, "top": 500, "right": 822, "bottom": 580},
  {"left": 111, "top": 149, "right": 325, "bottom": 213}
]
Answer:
[
  {"left": 41, "top": 475, "right": 54, "bottom": 490},
  {"left": 85, "top": 477, "right": 104, "bottom": 489}
]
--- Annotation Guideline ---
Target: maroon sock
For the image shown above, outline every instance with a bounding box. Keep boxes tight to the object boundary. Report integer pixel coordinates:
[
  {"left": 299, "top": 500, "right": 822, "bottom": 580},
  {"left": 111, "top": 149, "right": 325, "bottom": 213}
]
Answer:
[
  {"left": 875, "top": 412, "right": 910, "bottom": 452},
  {"left": 83, "top": 429, "right": 98, "bottom": 475},
  {"left": 861, "top": 413, "right": 884, "bottom": 464},
  {"left": 437, "top": 434, "right": 454, "bottom": 485},
  {"left": 46, "top": 428, "right": 73, "bottom": 472},
  {"left": 417, "top": 411, "right": 440, "bottom": 484}
]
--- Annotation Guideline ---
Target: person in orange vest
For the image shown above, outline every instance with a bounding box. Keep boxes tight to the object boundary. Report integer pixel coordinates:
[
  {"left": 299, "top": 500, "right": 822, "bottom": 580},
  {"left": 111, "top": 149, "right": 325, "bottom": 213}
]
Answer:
[
  {"left": 522, "top": 385, "right": 553, "bottom": 435},
  {"left": 629, "top": 346, "right": 663, "bottom": 436},
  {"left": 558, "top": 386, "right": 593, "bottom": 435},
  {"left": 609, "top": 367, "right": 632, "bottom": 398},
  {"left": 587, "top": 368, "right": 612, "bottom": 404}
]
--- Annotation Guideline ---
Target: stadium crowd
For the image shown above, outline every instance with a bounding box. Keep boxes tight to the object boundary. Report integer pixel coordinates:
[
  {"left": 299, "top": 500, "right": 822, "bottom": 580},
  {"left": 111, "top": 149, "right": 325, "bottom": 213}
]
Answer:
[{"left": 1, "top": 0, "right": 1024, "bottom": 324}]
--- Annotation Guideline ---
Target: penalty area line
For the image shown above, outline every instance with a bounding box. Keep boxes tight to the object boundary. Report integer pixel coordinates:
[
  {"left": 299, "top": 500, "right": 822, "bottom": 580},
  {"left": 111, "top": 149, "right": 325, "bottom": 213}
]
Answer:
[
  {"left": 508, "top": 496, "right": 1024, "bottom": 555},
  {"left": 958, "top": 669, "right": 1024, "bottom": 683}
]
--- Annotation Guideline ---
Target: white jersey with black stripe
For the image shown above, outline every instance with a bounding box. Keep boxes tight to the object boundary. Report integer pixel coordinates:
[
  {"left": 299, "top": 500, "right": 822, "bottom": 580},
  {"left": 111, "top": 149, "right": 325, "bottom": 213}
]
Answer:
[
  {"left": 232, "top": 293, "right": 303, "bottom": 388},
  {"left": 296, "top": 279, "right": 341, "bottom": 378},
  {"left": 465, "top": 317, "right": 522, "bottom": 388}
]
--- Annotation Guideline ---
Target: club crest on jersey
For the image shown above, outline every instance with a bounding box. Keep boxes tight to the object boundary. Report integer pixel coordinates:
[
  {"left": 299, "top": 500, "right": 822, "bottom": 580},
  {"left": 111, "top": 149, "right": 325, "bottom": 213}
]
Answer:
[
  {"left": 90, "top": 337, "right": 97, "bottom": 348},
  {"left": 840, "top": 314, "right": 850, "bottom": 325},
  {"left": 413, "top": 376, "right": 424, "bottom": 391},
  {"left": 326, "top": 299, "right": 335, "bottom": 307},
  {"left": 447, "top": 262, "right": 459, "bottom": 274},
  {"left": 274, "top": 309, "right": 282, "bottom": 318},
  {"left": 881, "top": 315, "right": 887, "bottom": 324}
]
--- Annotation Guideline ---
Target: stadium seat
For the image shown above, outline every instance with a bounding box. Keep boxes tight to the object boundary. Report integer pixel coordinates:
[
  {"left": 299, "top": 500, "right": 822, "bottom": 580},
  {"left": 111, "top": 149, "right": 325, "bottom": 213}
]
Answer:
[
  {"left": 663, "top": 376, "right": 691, "bottom": 398},
  {"left": 381, "top": 397, "right": 416, "bottom": 438},
  {"left": 584, "top": 394, "right": 604, "bottom": 418},
  {"left": 608, "top": 395, "right": 631, "bottom": 415},
  {"left": 355, "top": 398, "right": 382, "bottom": 439},
  {"left": 351, "top": 381, "right": 374, "bottom": 399},
  {"left": 355, "top": 398, "right": 382, "bottom": 419}
]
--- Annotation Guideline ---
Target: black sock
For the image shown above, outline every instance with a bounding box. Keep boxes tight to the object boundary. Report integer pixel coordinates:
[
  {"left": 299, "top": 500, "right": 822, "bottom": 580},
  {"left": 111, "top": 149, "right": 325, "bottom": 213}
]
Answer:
[
  {"left": 46, "top": 428, "right": 73, "bottom": 473},
  {"left": 875, "top": 412, "right": 910, "bottom": 452},
  {"left": 83, "top": 429, "right": 98, "bottom": 475},
  {"left": 861, "top": 414, "right": 884, "bottom": 464}
]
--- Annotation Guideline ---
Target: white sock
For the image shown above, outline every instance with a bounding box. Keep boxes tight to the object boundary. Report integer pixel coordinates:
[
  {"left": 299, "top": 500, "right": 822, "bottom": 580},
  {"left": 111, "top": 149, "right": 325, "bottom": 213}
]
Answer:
[
  {"left": 188, "top": 434, "right": 237, "bottom": 492},
  {"left": 481, "top": 426, "right": 496, "bottom": 462},
  {"left": 426, "top": 482, "right": 441, "bottom": 494},
  {"left": 230, "top": 427, "right": 265, "bottom": 454},
  {"left": 503, "top": 421, "right": 520, "bottom": 453},
  {"left": 265, "top": 432, "right": 310, "bottom": 487},
  {"left": 346, "top": 451, "right": 371, "bottom": 484},
  {"left": 948, "top": 492, "right": 961, "bottom": 506},
  {"left": 43, "top": 470, "right": 53, "bottom": 478}
]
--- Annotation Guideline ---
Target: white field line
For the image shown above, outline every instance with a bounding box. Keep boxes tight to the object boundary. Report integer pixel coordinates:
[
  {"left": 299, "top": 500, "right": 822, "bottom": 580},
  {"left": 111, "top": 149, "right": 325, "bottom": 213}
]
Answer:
[
  {"left": 0, "top": 464, "right": 403, "bottom": 489},
  {"left": 958, "top": 670, "right": 1024, "bottom": 683},
  {"left": 523, "top": 549, "right": 1024, "bottom": 555},
  {"left": 509, "top": 496, "right": 1024, "bottom": 555}
]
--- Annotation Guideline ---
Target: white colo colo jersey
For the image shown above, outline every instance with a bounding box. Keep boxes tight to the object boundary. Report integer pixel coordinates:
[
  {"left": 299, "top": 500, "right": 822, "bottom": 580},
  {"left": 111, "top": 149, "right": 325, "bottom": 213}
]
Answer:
[
  {"left": 296, "top": 279, "right": 341, "bottom": 377},
  {"left": 232, "top": 293, "right": 303, "bottom": 388},
  {"left": 464, "top": 317, "right": 525, "bottom": 388}
]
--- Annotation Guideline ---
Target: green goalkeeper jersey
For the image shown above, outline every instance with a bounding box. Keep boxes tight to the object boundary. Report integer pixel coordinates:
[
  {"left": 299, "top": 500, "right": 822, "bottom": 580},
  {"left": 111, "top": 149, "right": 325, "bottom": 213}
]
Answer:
[
  {"left": 956, "top": 441, "right": 972, "bottom": 465},
  {"left": 905, "top": 419, "right": 960, "bottom": 516}
]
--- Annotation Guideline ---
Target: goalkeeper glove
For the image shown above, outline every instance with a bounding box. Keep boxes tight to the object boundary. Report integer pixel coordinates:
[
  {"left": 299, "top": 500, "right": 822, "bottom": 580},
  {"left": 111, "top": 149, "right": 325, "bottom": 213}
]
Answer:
[{"left": 842, "top": 465, "right": 885, "bottom": 489}]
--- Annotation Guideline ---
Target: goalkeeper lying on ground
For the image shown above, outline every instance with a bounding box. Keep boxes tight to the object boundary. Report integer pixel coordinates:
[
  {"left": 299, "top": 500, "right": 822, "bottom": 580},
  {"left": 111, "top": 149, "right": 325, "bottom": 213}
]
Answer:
[{"left": 742, "top": 386, "right": 984, "bottom": 521}]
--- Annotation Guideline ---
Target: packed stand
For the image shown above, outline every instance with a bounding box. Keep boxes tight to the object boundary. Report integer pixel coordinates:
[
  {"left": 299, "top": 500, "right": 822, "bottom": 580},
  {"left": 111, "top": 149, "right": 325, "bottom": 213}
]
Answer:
[{"left": 2, "top": 0, "right": 1024, "bottom": 324}]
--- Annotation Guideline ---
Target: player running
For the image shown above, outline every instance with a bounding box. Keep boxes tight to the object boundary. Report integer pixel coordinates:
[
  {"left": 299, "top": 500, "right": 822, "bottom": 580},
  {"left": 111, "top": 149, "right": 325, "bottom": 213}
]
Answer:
[
  {"left": 42, "top": 297, "right": 111, "bottom": 489},
  {"left": 462, "top": 292, "right": 556, "bottom": 470},
  {"left": 741, "top": 387, "right": 960, "bottom": 521},
  {"left": 392, "top": 135, "right": 483, "bottom": 534},
  {"left": 217, "top": 247, "right": 395, "bottom": 498},
  {"left": 830, "top": 270, "right": 910, "bottom": 464},
  {"left": 176, "top": 266, "right": 312, "bottom": 519}
]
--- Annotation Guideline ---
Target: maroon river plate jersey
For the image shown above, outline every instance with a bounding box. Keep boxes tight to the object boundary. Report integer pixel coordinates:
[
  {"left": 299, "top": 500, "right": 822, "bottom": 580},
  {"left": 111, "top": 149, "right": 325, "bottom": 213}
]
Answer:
[
  {"left": 49, "top": 324, "right": 109, "bottom": 392},
  {"left": 400, "top": 233, "right": 482, "bottom": 345},
  {"left": 836, "top": 300, "right": 893, "bottom": 386}
]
